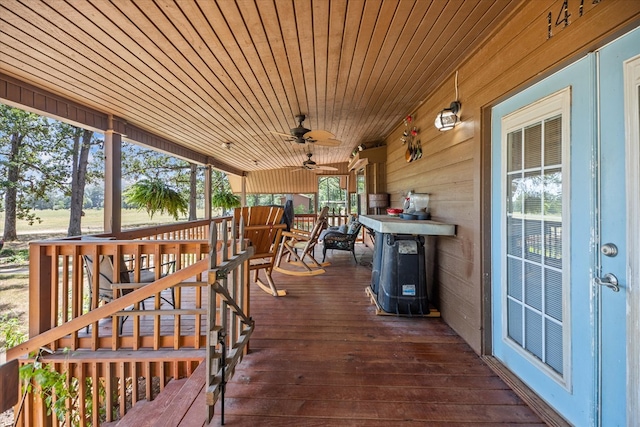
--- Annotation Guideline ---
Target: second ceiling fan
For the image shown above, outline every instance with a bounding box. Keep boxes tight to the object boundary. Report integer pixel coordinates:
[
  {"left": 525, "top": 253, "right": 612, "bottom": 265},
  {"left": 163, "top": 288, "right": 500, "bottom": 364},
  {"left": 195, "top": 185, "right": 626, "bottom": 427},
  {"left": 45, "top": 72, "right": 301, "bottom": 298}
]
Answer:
[
  {"left": 271, "top": 114, "right": 341, "bottom": 147},
  {"left": 292, "top": 152, "right": 338, "bottom": 172}
]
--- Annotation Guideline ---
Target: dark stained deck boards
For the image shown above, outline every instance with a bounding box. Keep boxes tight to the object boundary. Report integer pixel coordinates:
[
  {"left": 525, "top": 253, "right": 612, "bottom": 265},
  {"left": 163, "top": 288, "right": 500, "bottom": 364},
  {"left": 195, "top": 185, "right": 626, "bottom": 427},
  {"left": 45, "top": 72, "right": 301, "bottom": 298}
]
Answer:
[
  {"left": 119, "top": 244, "right": 545, "bottom": 426},
  {"left": 205, "top": 245, "right": 544, "bottom": 426}
]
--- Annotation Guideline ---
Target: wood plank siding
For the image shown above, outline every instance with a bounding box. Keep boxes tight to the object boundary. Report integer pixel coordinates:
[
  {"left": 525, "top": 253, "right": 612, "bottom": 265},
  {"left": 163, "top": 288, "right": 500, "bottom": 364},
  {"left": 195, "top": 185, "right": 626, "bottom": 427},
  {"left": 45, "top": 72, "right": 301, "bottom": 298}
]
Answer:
[{"left": 382, "top": 0, "right": 640, "bottom": 352}]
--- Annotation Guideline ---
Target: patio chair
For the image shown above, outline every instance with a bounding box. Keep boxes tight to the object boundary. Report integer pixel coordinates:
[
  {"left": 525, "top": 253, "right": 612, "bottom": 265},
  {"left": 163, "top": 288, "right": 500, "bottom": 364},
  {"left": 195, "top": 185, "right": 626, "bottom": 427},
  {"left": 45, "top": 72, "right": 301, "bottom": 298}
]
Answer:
[
  {"left": 321, "top": 217, "right": 362, "bottom": 264},
  {"left": 82, "top": 237, "right": 175, "bottom": 332},
  {"left": 234, "top": 206, "right": 288, "bottom": 296},
  {"left": 273, "top": 206, "right": 330, "bottom": 276}
]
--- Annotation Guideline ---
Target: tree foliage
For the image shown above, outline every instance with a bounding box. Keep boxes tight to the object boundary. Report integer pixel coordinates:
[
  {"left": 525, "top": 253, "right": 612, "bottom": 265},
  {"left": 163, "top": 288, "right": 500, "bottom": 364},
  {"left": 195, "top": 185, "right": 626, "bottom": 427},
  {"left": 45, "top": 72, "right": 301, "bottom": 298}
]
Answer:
[{"left": 0, "top": 105, "right": 68, "bottom": 240}]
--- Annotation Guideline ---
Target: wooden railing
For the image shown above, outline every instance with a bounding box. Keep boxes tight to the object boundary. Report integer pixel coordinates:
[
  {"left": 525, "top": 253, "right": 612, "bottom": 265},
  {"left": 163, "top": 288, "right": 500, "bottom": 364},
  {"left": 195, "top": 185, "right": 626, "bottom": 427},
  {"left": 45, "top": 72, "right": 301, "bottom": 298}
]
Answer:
[
  {"left": 4, "top": 217, "right": 251, "bottom": 426},
  {"left": 205, "top": 218, "right": 254, "bottom": 423},
  {"left": 292, "top": 212, "right": 349, "bottom": 231}
]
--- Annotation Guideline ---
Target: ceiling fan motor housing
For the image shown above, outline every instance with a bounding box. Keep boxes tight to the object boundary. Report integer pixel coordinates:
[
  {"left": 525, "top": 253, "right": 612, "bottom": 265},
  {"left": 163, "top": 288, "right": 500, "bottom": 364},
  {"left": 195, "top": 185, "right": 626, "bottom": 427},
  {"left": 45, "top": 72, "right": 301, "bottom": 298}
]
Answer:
[
  {"left": 303, "top": 152, "right": 317, "bottom": 166},
  {"left": 291, "top": 114, "right": 311, "bottom": 141}
]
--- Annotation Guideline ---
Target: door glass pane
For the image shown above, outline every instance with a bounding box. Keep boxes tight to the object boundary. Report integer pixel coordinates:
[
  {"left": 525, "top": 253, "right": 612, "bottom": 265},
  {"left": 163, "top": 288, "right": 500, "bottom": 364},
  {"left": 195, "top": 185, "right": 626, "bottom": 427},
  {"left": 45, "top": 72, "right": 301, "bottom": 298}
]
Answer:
[
  {"left": 507, "top": 130, "right": 522, "bottom": 171},
  {"left": 524, "top": 123, "right": 542, "bottom": 168},
  {"left": 504, "top": 110, "right": 565, "bottom": 378},
  {"left": 544, "top": 116, "right": 562, "bottom": 166}
]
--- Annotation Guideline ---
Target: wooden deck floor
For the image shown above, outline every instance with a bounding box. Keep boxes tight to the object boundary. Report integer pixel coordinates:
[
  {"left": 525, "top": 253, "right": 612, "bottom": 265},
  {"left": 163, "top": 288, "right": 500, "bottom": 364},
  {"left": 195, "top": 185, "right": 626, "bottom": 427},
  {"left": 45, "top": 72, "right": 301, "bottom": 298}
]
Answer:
[{"left": 123, "top": 243, "right": 545, "bottom": 426}]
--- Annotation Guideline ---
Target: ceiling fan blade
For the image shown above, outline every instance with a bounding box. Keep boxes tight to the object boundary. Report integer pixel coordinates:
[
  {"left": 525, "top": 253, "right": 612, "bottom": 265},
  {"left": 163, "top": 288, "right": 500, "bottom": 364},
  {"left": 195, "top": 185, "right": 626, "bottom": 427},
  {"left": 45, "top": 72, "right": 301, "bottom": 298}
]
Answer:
[
  {"left": 313, "top": 138, "right": 341, "bottom": 147},
  {"left": 270, "top": 130, "right": 294, "bottom": 138},
  {"left": 316, "top": 165, "right": 338, "bottom": 171},
  {"left": 304, "top": 129, "right": 335, "bottom": 140}
]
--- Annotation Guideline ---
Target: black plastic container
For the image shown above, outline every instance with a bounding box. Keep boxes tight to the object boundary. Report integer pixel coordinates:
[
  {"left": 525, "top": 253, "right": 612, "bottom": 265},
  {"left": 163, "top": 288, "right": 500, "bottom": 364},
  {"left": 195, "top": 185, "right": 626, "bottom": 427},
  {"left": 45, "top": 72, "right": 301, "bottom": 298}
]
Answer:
[
  {"left": 376, "top": 234, "right": 429, "bottom": 315},
  {"left": 370, "top": 231, "right": 384, "bottom": 294}
]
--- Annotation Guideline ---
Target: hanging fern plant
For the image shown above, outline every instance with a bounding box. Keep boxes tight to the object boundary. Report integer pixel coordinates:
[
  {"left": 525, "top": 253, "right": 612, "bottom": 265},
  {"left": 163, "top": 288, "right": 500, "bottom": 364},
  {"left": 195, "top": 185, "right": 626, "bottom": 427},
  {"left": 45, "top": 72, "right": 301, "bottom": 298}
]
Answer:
[
  {"left": 211, "top": 191, "right": 240, "bottom": 211},
  {"left": 124, "top": 178, "right": 188, "bottom": 220}
]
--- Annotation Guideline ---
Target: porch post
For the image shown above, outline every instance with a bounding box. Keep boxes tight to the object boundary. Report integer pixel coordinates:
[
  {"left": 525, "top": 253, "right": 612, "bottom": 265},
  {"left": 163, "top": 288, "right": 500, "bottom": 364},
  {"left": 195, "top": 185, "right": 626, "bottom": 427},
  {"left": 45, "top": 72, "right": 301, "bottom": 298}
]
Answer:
[
  {"left": 346, "top": 175, "right": 351, "bottom": 214},
  {"left": 103, "top": 119, "right": 122, "bottom": 234},
  {"left": 241, "top": 174, "right": 247, "bottom": 206},
  {"left": 204, "top": 165, "right": 212, "bottom": 219}
]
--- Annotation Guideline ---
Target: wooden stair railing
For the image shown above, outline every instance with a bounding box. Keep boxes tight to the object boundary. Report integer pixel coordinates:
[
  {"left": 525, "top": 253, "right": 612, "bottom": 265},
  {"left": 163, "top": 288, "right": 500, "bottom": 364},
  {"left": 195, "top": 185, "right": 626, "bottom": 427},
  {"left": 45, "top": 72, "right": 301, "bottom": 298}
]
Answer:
[
  {"left": 8, "top": 258, "right": 211, "bottom": 427},
  {"left": 205, "top": 218, "right": 255, "bottom": 424},
  {"left": 4, "top": 217, "right": 259, "bottom": 426},
  {"left": 4, "top": 218, "right": 248, "bottom": 426}
]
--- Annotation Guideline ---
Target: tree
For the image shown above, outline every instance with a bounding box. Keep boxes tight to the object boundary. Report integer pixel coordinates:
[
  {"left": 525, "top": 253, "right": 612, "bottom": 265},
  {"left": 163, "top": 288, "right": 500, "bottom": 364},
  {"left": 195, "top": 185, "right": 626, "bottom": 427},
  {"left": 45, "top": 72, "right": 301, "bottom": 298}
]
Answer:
[
  {"left": 67, "top": 127, "right": 99, "bottom": 236},
  {"left": 0, "top": 105, "right": 67, "bottom": 241}
]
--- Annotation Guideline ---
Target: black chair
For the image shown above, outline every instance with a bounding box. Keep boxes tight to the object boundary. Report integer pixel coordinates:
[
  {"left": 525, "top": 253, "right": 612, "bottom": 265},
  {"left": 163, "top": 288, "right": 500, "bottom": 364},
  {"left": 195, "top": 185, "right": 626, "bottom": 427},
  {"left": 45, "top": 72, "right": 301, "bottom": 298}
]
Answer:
[{"left": 321, "top": 219, "right": 362, "bottom": 264}]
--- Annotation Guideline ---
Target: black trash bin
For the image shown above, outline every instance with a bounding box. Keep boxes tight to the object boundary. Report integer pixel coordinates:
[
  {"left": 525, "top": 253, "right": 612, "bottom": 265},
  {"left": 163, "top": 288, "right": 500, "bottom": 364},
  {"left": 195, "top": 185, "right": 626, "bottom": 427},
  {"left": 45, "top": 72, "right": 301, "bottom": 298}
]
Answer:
[
  {"left": 376, "top": 234, "right": 429, "bottom": 315},
  {"left": 370, "top": 231, "right": 384, "bottom": 294}
]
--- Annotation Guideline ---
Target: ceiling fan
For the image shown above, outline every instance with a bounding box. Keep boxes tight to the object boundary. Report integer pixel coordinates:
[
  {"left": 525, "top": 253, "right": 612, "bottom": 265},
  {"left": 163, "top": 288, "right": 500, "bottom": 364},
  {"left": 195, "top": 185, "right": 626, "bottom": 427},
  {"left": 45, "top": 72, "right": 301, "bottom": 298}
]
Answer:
[
  {"left": 292, "top": 152, "right": 338, "bottom": 172},
  {"left": 271, "top": 114, "right": 341, "bottom": 147}
]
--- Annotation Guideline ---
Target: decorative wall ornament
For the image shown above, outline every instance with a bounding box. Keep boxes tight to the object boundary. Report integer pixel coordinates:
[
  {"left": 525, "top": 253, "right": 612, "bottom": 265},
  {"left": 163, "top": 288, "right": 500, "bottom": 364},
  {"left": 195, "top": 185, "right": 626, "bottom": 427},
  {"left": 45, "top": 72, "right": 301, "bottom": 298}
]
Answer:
[{"left": 401, "top": 115, "right": 421, "bottom": 162}]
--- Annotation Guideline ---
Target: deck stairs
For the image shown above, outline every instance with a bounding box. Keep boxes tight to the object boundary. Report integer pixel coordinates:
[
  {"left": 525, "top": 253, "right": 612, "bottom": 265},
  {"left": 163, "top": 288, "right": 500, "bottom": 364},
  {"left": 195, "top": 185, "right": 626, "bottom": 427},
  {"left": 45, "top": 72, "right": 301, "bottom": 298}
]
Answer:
[{"left": 110, "top": 361, "right": 207, "bottom": 427}]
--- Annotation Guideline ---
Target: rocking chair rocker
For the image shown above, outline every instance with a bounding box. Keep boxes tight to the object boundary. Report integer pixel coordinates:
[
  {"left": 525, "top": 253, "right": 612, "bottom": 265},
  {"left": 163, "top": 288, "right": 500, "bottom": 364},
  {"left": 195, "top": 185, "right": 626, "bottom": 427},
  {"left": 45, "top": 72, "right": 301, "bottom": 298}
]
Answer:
[{"left": 273, "top": 206, "right": 330, "bottom": 276}]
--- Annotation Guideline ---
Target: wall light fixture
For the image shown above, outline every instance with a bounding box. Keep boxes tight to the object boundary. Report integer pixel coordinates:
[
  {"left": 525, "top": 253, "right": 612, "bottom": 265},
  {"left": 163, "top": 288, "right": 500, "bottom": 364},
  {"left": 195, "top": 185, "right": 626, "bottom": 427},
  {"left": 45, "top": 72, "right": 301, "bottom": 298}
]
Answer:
[
  {"left": 434, "top": 71, "right": 461, "bottom": 131},
  {"left": 434, "top": 101, "right": 461, "bottom": 131}
]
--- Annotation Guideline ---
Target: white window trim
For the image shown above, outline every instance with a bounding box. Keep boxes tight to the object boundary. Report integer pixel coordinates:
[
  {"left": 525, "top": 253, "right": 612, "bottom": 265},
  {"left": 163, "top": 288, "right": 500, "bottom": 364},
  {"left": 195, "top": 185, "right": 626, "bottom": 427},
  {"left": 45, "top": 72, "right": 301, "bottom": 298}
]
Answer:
[
  {"left": 624, "top": 53, "right": 640, "bottom": 427},
  {"left": 500, "top": 87, "right": 572, "bottom": 390}
]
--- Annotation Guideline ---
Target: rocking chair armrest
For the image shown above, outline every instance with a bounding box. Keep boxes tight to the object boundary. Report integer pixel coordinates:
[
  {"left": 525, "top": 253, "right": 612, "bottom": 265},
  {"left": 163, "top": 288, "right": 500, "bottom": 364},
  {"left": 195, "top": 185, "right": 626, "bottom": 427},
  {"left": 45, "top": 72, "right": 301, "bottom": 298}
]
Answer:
[
  {"left": 288, "top": 227, "right": 312, "bottom": 237},
  {"left": 281, "top": 230, "right": 311, "bottom": 241}
]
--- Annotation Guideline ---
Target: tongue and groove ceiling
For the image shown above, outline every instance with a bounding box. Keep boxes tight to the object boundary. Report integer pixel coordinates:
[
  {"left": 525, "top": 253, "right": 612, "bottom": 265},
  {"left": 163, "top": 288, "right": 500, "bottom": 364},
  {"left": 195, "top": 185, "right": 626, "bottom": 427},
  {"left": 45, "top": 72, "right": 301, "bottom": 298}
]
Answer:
[{"left": 0, "top": 0, "right": 521, "bottom": 174}]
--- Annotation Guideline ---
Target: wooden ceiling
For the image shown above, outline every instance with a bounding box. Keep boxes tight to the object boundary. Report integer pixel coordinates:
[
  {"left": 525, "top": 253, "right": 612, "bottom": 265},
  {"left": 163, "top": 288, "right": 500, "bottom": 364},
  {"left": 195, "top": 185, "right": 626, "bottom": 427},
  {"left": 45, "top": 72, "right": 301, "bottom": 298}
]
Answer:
[{"left": 0, "top": 0, "right": 521, "bottom": 174}]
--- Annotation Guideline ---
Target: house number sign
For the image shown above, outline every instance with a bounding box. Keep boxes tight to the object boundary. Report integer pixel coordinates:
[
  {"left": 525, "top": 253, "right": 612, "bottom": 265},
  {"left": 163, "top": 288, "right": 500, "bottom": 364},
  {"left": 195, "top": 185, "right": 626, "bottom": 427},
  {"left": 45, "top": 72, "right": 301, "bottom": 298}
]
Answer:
[{"left": 548, "top": 0, "right": 602, "bottom": 39}]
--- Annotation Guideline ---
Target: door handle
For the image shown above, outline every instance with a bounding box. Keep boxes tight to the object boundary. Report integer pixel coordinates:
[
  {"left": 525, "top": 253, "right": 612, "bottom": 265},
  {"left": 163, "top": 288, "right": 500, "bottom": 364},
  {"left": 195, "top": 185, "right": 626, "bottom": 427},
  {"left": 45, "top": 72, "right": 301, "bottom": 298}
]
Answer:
[{"left": 595, "top": 273, "right": 620, "bottom": 292}]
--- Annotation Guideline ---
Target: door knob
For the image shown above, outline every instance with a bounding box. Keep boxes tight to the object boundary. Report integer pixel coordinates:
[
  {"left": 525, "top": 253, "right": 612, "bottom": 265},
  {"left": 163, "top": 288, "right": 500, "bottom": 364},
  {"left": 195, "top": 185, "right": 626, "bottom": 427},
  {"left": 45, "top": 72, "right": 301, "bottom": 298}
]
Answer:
[
  {"left": 595, "top": 273, "right": 620, "bottom": 292},
  {"left": 601, "top": 243, "right": 618, "bottom": 257}
]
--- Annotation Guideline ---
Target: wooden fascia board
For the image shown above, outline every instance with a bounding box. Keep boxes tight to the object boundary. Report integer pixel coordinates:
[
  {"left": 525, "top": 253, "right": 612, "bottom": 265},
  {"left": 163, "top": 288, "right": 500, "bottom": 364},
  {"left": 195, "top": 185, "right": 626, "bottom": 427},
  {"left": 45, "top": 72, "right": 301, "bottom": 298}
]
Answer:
[{"left": 0, "top": 73, "right": 246, "bottom": 176}]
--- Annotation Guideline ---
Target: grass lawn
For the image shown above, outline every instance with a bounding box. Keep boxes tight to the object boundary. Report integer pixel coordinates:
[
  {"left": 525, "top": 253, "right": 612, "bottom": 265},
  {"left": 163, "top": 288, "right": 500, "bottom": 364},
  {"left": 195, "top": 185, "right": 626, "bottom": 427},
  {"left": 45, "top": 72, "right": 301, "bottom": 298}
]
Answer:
[{"left": 12, "top": 207, "right": 205, "bottom": 236}]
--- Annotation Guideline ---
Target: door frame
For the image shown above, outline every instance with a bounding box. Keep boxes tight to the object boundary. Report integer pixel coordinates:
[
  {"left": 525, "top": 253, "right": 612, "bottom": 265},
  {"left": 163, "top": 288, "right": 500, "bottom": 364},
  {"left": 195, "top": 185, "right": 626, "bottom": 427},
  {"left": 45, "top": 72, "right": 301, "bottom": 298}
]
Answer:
[{"left": 624, "top": 53, "right": 640, "bottom": 427}]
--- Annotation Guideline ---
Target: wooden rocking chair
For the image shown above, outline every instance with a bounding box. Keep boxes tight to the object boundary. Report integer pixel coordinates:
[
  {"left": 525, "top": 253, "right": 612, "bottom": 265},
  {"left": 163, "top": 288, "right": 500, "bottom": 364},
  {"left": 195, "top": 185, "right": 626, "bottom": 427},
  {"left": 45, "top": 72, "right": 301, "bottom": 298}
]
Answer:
[
  {"left": 273, "top": 206, "right": 330, "bottom": 276},
  {"left": 234, "top": 206, "right": 288, "bottom": 296}
]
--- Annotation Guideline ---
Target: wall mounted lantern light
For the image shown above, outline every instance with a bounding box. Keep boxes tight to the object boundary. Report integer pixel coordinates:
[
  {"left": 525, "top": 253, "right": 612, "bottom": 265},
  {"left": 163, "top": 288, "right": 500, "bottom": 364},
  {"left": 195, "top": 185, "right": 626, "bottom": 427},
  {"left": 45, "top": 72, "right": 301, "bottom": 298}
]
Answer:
[
  {"left": 434, "top": 71, "right": 461, "bottom": 131},
  {"left": 434, "top": 101, "right": 461, "bottom": 131}
]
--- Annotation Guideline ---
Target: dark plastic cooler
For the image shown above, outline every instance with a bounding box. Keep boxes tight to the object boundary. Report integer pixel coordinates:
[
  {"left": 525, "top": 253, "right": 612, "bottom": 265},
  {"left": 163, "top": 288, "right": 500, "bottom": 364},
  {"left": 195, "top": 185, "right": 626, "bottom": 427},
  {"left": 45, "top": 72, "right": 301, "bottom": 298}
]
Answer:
[{"left": 375, "top": 234, "right": 429, "bottom": 315}]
